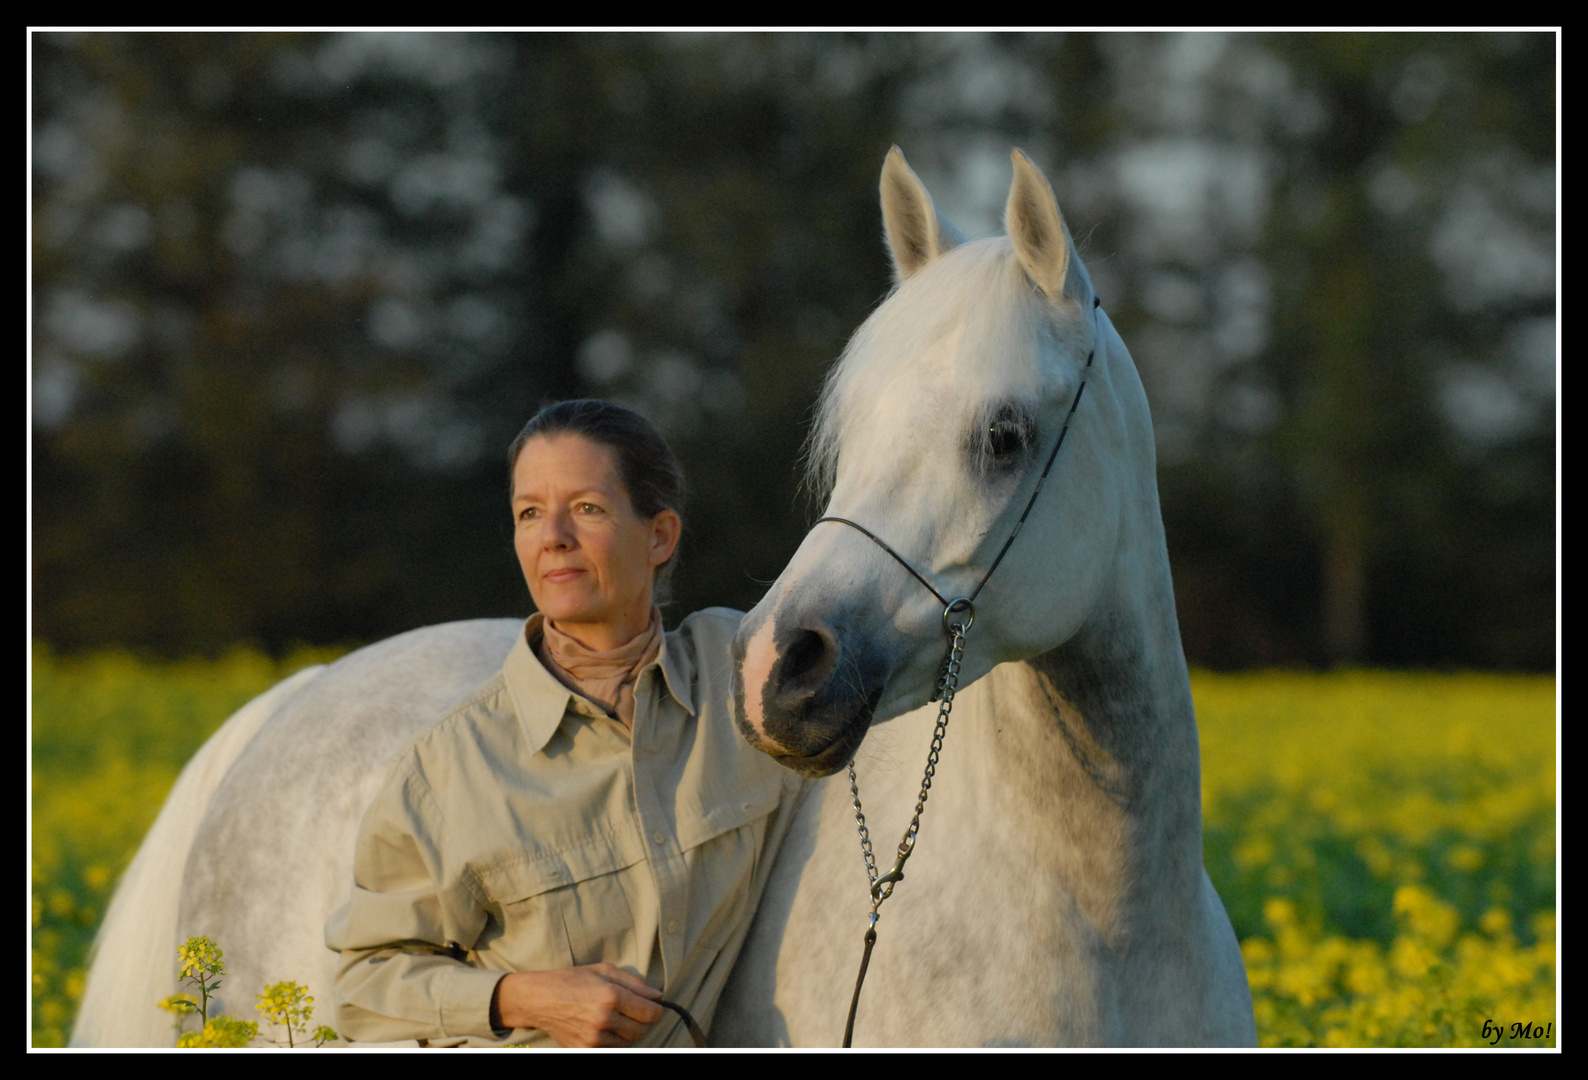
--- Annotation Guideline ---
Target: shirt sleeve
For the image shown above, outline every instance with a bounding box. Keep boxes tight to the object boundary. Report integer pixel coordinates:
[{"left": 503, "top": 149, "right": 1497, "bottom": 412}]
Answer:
[{"left": 324, "top": 758, "right": 507, "bottom": 1044}]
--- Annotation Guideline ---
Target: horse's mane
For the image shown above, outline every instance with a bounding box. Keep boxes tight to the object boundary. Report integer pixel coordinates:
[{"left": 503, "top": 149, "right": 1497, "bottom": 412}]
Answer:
[{"left": 804, "top": 236, "right": 1074, "bottom": 502}]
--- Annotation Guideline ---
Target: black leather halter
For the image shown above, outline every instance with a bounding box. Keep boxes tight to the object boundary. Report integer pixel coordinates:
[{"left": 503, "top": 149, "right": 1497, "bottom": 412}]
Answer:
[
  {"left": 813, "top": 296, "right": 1101, "bottom": 621},
  {"left": 813, "top": 296, "right": 1104, "bottom": 1048}
]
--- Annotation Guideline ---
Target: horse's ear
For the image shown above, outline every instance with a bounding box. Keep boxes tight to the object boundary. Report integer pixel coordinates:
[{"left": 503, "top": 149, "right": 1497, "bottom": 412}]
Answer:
[
  {"left": 880, "top": 146, "right": 962, "bottom": 282},
  {"left": 1005, "top": 149, "right": 1071, "bottom": 302}
]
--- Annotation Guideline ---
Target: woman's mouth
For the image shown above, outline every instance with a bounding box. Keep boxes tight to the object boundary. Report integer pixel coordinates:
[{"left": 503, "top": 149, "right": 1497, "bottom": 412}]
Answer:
[{"left": 544, "top": 568, "right": 587, "bottom": 584}]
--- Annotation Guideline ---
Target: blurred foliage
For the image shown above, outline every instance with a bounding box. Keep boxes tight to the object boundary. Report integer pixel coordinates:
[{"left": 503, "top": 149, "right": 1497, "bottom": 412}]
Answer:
[
  {"left": 1241, "top": 892, "right": 1555, "bottom": 1047},
  {"left": 31, "top": 33, "right": 1554, "bottom": 667},
  {"left": 1195, "top": 669, "right": 1556, "bottom": 1046},
  {"left": 32, "top": 649, "right": 1556, "bottom": 1046}
]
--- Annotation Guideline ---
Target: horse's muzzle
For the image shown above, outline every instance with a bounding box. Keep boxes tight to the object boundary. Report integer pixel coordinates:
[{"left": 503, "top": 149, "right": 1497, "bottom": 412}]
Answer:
[{"left": 732, "top": 609, "right": 888, "bottom": 777}]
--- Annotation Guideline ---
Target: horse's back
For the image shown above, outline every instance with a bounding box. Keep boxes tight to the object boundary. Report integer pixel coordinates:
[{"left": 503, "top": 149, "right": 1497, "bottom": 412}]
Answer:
[{"left": 73, "top": 619, "right": 522, "bottom": 1046}]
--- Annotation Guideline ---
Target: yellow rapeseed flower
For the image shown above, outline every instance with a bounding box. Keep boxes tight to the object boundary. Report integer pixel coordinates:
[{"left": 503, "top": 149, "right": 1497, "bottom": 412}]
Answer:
[
  {"left": 177, "top": 936, "right": 224, "bottom": 981},
  {"left": 176, "top": 1015, "right": 257, "bottom": 1048},
  {"left": 256, "top": 980, "right": 316, "bottom": 1047},
  {"left": 1479, "top": 908, "right": 1512, "bottom": 938},
  {"left": 158, "top": 993, "right": 199, "bottom": 1016}
]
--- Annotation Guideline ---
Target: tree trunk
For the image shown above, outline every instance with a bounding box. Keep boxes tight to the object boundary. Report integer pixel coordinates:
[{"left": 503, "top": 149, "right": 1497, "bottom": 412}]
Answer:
[{"left": 1322, "top": 516, "right": 1366, "bottom": 663}]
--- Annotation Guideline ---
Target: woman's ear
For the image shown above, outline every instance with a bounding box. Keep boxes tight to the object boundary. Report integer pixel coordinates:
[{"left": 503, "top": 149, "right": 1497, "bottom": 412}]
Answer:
[{"left": 649, "top": 509, "right": 682, "bottom": 567}]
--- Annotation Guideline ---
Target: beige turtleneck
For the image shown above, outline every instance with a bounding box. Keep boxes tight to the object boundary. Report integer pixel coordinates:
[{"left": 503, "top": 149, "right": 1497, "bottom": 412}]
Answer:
[{"left": 534, "top": 607, "right": 663, "bottom": 728}]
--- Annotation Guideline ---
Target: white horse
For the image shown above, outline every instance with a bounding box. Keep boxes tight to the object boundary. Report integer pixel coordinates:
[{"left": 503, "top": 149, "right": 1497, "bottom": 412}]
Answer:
[
  {"left": 70, "top": 148, "right": 1254, "bottom": 1048},
  {"left": 715, "top": 148, "right": 1253, "bottom": 1046}
]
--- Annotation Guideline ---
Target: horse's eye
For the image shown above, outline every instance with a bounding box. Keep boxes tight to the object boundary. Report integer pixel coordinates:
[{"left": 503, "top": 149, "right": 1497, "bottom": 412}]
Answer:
[
  {"left": 972, "top": 404, "right": 1034, "bottom": 471},
  {"left": 986, "top": 413, "right": 1031, "bottom": 460}
]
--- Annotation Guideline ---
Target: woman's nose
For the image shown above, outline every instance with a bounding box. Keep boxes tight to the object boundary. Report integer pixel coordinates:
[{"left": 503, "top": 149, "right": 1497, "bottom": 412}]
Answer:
[{"left": 542, "top": 510, "right": 576, "bottom": 549}]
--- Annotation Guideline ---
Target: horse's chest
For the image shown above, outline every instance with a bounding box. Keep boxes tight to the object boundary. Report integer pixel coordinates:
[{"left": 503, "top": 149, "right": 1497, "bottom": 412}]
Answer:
[{"left": 771, "top": 742, "right": 1117, "bottom": 1047}]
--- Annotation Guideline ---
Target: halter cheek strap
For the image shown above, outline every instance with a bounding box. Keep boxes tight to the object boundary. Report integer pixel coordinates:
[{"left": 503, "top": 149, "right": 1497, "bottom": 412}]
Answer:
[{"left": 814, "top": 296, "right": 1102, "bottom": 617}]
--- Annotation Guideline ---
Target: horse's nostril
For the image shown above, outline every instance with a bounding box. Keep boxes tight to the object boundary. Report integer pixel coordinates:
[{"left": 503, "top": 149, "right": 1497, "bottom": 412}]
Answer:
[{"left": 782, "top": 628, "right": 829, "bottom": 686}]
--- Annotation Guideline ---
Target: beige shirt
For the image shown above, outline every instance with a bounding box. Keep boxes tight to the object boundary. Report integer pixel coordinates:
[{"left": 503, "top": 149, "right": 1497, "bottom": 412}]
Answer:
[{"left": 324, "top": 607, "right": 806, "bottom": 1047}]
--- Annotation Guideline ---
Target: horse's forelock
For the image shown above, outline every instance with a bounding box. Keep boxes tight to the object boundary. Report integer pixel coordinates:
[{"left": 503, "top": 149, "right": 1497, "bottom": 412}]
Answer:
[{"left": 804, "top": 238, "right": 1056, "bottom": 502}]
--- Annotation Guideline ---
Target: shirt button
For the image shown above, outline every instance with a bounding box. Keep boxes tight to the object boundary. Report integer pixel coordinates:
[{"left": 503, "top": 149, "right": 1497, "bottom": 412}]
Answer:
[
  {"left": 652, "top": 830, "right": 666, "bottom": 846},
  {"left": 666, "top": 920, "right": 679, "bottom": 935}
]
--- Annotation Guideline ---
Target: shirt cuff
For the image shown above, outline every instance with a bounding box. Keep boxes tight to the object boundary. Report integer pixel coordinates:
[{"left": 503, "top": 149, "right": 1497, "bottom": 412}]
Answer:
[{"left": 434, "top": 964, "right": 512, "bottom": 1040}]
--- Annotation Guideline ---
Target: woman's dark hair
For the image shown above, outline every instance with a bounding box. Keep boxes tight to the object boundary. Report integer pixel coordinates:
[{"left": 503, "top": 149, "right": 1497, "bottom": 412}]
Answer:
[{"left": 507, "top": 399, "right": 687, "bottom": 603}]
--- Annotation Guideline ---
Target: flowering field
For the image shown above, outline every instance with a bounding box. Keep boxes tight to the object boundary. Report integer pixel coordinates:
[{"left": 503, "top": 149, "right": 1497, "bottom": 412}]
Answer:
[
  {"left": 1196, "top": 670, "right": 1557, "bottom": 1048},
  {"left": 31, "top": 648, "right": 1556, "bottom": 1048}
]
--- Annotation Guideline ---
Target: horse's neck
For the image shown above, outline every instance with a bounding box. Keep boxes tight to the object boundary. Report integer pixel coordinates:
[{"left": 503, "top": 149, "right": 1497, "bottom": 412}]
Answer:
[{"left": 965, "top": 528, "right": 1203, "bottom": 943}]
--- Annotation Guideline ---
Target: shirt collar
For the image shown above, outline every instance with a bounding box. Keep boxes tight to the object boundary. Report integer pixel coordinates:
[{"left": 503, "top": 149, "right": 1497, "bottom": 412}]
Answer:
[
  {"left": 503, "top": 614, "right": 697, "bottom": 756},
  {"left": 656, "top": 616, "right": 698, "bottom": 717}
]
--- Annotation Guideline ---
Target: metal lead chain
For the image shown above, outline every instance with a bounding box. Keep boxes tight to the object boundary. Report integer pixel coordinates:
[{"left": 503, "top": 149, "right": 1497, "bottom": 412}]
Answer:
[
  {"left": 837, "top": 302, "right": 1100, "bottom": 1047},
  {"left": 847, "top": 599, "right": 973, "bottom": 919},
  {"left": 847, "top": 762, "right": 880, "bottom": 909},
  {"left": 843, "top": 601, "right": 972, "bottom": 1047}
]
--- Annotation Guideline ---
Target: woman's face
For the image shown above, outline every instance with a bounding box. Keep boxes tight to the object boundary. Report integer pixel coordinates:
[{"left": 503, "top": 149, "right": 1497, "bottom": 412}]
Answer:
[{"left": 511, "top": 433, "right": 679, "bottom": 646}]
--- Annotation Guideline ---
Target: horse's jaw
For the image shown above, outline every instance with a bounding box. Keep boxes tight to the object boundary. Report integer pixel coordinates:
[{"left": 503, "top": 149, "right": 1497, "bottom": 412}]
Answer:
[{"left": 732, "top": 696, "right": 876, "bottom": 779}]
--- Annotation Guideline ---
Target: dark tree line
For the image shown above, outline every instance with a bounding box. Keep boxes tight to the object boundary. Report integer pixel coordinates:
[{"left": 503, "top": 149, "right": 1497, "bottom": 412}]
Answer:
[{"left": 31, "top": 32, "right": 1555, "bottom": 669}]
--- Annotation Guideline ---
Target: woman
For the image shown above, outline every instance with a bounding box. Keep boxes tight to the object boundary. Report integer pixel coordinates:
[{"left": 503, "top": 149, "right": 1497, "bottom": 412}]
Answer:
[{"left": 325, "top": 400, "right": 805, "bottom": 1047}]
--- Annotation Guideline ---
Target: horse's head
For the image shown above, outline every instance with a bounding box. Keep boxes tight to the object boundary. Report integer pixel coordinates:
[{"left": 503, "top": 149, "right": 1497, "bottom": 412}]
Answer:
[{"left": 734, "top": 147, "right": 1156, "bottom": 777}]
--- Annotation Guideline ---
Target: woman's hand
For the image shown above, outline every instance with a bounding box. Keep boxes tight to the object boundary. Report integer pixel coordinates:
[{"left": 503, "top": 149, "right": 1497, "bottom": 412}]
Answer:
[{"left": 490, "top": 963, "right": 665, "bottom": 1047}]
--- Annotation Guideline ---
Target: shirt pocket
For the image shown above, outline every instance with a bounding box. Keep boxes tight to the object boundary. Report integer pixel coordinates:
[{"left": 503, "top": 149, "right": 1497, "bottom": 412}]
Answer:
[
  {"left": 675, "top": 772, "right": 786, "bottom": 855},
  {"left": 472, "top": 859, "right": 577, "bottom": 974},
  {"left": 474, "top": 830, "right": 649, "bottom": 974},
  {"left": 558, "top": 870, "right": 645, "bottom": 970},
  {"left": 673, "top": 775, "right": 788, "bottom": 944}
]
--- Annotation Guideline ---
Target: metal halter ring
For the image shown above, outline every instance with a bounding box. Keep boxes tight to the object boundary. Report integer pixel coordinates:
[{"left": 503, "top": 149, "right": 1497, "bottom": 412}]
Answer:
[{"left": 942, "top": 597, "right": 975, "bottom": 635}]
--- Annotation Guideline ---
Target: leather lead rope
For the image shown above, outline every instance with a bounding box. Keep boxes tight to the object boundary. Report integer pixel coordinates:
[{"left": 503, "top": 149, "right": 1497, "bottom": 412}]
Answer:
[
  {"left": 658, "top": 998, "right": 708, "bottom": 1048},
  {"left": 842, "top": 927, "right": 878, "bottom": 1046},
  {"left": 817, "top": 298, "right": 1101, "bottom": 1048}
]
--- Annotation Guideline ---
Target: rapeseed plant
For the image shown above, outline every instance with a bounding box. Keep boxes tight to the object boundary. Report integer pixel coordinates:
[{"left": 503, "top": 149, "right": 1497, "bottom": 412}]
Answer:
[
  {"left": 176, "top": 935, "right": 224, "bottom": 1025},
  {"left": 165, "top": 935, "right": 275, "bottom": 1048},
  {"left": 256, "top": 980, "right": 337, "bottom": 1047},
  {"left": 157, "top": 939, "right": 341, "bottom": 1048}
]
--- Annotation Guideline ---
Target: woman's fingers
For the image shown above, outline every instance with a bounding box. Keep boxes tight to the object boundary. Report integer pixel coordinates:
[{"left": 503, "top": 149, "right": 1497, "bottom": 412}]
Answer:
[
  {"left": 600, "top": 1007, "right": 652, "bottom": 1044},
  {"left": 612, "top": 984, "right": 665, "bottom": 1024},
  {"left": 502, "top": 964, "right": 671, "bottom": 1045},
  {"left": 577, "top": 967, "right": 662, "bottom": 1043},
  {"left": 592, "top": 962, "right": 662, "bottom": 998},
  {"left": 588, "top": 963, "right": 665, "bottom": 1024}
]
